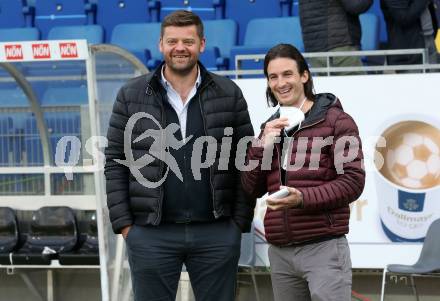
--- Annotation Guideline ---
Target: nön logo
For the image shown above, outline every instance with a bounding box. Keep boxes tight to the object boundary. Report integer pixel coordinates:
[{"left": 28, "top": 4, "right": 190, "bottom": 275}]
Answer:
[
  {"left": 32, "top": 43, "right": 50, "bottom": 59},
  {"left": 59, "top": 42, "right": 78, "bottom": 58},
  {"left": 5, "top": 45, "right": 23, "bottom": 60}
]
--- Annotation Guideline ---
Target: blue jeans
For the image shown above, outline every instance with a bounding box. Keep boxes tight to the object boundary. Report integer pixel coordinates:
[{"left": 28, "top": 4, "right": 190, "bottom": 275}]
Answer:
[{"left": 125, "top": 219, "right": 242, "bottom": 301}]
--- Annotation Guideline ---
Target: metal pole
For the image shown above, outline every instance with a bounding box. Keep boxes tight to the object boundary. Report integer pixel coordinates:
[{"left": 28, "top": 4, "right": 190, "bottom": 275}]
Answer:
[
  {"left": 86, "top": 45, "right": 111, "bottom": 301},
  {"left": 47, "top": 270, "right": 54, "bottom": 301}
]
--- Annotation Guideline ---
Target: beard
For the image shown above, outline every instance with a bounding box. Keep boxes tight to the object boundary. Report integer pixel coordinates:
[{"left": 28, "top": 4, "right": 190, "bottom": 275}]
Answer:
[{"left": 164, "top": 54, "right": 198, "bottom": 76}]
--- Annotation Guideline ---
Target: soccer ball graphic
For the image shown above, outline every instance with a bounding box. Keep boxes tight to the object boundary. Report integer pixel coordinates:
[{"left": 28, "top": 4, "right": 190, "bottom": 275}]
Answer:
[{"left": 386, "top": 133, "right": 440, "bottom": 189}]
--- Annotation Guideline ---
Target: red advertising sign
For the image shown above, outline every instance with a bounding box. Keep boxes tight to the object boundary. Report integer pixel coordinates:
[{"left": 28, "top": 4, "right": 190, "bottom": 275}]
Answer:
[
  {"left": 59, "top": 42, "right": 78, "bottom": 58},
  {"left": 4, "top": 44, "right": 23, "bottom": 60},
  {"left": 32, "top": 43, "right": 51, "bottom": 59}
]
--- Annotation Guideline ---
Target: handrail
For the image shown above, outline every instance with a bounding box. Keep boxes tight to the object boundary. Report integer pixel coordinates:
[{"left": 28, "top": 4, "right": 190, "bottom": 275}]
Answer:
[{"left": 227, "top": 48, "right": 440, "bottom": 78}]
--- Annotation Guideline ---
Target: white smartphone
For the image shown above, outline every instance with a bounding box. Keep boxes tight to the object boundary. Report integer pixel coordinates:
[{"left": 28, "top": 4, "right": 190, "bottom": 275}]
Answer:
[{"left": 267, "top": 187, "right": 289, "bottom": 200}]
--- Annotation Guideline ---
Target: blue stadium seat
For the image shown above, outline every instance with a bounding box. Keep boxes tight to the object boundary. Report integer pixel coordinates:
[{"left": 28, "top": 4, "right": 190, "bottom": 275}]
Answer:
[
  {"left": 41, "top": 86, "right": 88, "bottom": 107},
  {"left": 202, "top": 19, "right": 237, "bottom": 70},
  {"left": 199, "top": 47, "right": 220, "bottom": 71},
  {"left": 0, "top": 27, "right": 39, "bottom": 41},
  {"left": 291, "top": 0, "right": 299, "bottom": 16},
  {"left": 95, "top": 0, "right": 151, "bottom": 42},
  {"left": 225, "top": 0, "right": 289, "bottom": 44},
  {"left": 0, "top": 0, "right": 34, "bottom": 28},
  {"left": 47, "top": 25, "right": 104, "bottom": 45},
  {"left": 360, "top": 13, "right": 380, "bottom": 51},
  {"left": 24, "top": 111, "right": 82, "bottom": 166},
  {"left": 110, "top": 22, "right": 162, "bottom": 69},
  {"left": 280, "top": 0, "right": 294, "bottom": 16},
  {"left": 0, "top": 116, "right": 13, "bottom": 166},
  {"left": 0, "top": 88, "right": 29, "bottom": 107},
  {"left": 156, "top": 0, "right": 225, "bottom": 21},
  {"left": 34, "top": 0, "right": 96, "bottom": 39},
  {"left": 0, "top": 112, "right": 29, "bottom": 166},
  {"left": 229, "top": 17, "right": 303, "bottom": 72}
]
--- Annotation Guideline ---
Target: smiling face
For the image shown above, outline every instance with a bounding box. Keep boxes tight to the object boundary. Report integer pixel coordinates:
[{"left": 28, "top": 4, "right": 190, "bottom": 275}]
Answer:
[
  {"left": 267, "top": 57, "right": 309, "bottom": 107},
  {"left": 159, "top": 25, "right": 205, "bottom": 76}
]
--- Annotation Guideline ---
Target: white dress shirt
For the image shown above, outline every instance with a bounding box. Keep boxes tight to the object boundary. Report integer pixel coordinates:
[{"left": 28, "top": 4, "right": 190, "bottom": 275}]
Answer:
[{"left": 160, "top": 66, "right": 201, "bottom": 139}]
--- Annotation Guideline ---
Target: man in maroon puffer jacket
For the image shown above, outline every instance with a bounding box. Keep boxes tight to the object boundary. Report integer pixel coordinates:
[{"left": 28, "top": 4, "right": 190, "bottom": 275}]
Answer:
[{"left": 241, "top": 44, "right": 365, "bottom": 301}]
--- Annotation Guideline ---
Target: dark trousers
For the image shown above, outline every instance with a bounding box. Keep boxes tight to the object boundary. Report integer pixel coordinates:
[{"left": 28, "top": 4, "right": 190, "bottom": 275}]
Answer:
[{"left": 125, "top": 219, "right": 242, "bottom": 301}]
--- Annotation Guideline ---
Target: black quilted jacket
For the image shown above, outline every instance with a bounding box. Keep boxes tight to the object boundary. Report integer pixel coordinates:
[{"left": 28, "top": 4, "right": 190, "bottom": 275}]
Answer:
[
  {"left": 299, "top": 0, "right": 372, "bottom": 52},
  {"left": 104, "top": 63, "right": 255, "bottom": 234}
]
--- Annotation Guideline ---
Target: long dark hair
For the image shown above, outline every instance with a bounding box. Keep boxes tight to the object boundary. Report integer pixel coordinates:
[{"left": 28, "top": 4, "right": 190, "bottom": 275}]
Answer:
[{"left": 263, "top": 44, "right": 315, "bottom": 107}]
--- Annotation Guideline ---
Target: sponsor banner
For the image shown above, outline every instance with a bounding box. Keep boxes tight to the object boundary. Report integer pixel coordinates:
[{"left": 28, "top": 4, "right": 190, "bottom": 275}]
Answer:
[
  {"left": 0, "top": 40, "right": 88, "bottom": 62},
  {"left": 235, "top": 73, "right": 440, "bottom": 268}
]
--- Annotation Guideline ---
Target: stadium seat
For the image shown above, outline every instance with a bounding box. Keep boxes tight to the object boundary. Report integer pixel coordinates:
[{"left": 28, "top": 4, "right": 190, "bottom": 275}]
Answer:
[
  {"left": 280, "top": 0, "right": 294, "bottom": 17},
  {"left": 0, "top": 27, "right": 39, "bottom": 41},
  {"left": 34, "top": 0, "right": 96, "bottom": 39},
  {"left": 156, "top": 0, "right": 225, "bottom": 21},
  {"left": 41, "top": 86, "right": 88, "bottom": 107},
  {"left": 0, "top": 207, "right": 19, "bottom": 262},
  {"left": 0, "top": 0, "right": 34, "bottom": 28},
  {"left": 59, "top": 211, "right": 99, "bottom": 265},
  {"left": 11, "top": 206, "right": 78, "bottom": 265},
  {"left": 95, "top": 0, "right": 151, "bottom": 42},
  {"left": 380, "top": 218, "right": 440, "bottom": 301},
  {"left": 110, "top": 22, "right": 162, "bottom": 69},
  {"left": 291, "top": 0, "right": 299, "bottom": 16},
  {"left": 24, "top": 109, "right": 82, "bottom": 166},
  {"left": 199, "top": 47, "right": 220, "bottom": 71},
  {"left": 0, "top": 116, "right": 13, "bottom": 166},
  {"left": 47, "top": 25, "right": 104, "bottom": 45},
  {"left": 225, "top": 0, "right": 289, "bottom": 44},
  {"left": 229, "top": 17, "right": 303, "bottom": 72},
  {"left": 202, "top": 19, "right": 237, "bottom": 70},
  {"left": 0, "top": 88, "right": 29, "bottom": 107}
]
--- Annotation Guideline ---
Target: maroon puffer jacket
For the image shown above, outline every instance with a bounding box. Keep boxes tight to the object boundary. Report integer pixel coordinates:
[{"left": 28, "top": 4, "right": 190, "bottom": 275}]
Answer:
[{"left": 242, "top": 93, "right": 365, "bottom": 246}]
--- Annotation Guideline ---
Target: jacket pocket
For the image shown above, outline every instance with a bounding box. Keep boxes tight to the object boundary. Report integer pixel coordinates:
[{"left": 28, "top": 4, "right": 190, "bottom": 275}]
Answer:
[{"left": 325, "top": 212, "right": 335, "bottom": 227}]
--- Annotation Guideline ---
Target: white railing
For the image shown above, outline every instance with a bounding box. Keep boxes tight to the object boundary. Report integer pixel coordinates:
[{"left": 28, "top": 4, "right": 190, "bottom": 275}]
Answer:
[{"left": 212, "top": 49, "right": 440, "bottom": 78}]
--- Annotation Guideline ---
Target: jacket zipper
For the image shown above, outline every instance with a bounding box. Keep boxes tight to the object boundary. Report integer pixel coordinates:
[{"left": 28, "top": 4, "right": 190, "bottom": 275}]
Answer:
[
  {"left": 274, "top": 141, "right": 292, "bottom": 243},
  {"left": 149, "top": 84, "right": 166, "bottom": 225},
  {"left": 196, "top": 80, "right": 221, "bottom": 218},
  {"left": 278, "top": 117, "right": 326, "bottom": 242},
  {"left": 291, "top": 118, "right": 326, "bottom": 136}
]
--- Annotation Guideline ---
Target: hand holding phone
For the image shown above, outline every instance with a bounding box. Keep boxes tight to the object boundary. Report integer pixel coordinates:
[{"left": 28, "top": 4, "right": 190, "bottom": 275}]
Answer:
[{"left": 266, "top": 186, "right": 303, "bottom": 210}]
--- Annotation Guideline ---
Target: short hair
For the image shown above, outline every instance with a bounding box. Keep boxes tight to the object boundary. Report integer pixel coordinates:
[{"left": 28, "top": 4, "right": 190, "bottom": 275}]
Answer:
[
  {"left": 161, "top": 10, "right": 204, "bottom": 39},
  {"left": 263, "top": 44, "right": 315, "bottom": 107}
]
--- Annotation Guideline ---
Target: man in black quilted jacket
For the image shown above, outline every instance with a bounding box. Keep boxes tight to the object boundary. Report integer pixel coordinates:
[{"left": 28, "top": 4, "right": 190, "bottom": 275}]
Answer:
[
  {"left": 299, "top": 0, "right": 372, "bottom": 74},
  {"left": 104, "top": 10, "right": 255, "bottom": 301},
  {"left": 381, "top": 0, "right": 439, "bottom": 66}
]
